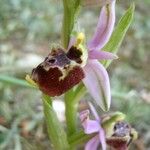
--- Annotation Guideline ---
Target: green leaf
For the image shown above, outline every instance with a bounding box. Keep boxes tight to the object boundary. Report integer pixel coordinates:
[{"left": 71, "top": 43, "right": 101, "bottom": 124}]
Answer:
[
  {"left": 0, "top": 75, "right": 34, "bottom": 88},
  {"left": 102, "top": 3, "right": 135, "bottom": 67},
  {"left": 42, "top": 95, "right": 69, "bottom": 150}
]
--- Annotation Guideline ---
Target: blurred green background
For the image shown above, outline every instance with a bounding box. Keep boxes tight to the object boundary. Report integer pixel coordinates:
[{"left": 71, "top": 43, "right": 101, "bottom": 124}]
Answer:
[{"left": 0, "top": 0, "right": 150, "bottom": 149}]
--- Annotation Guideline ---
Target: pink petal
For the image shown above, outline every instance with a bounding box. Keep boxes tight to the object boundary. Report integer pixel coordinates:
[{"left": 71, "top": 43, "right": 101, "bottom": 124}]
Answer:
[
  {"left": 85, "top": 135, "right": 100, "bottom": 150},
  {"left": 83, "top": 60, "right": 111, "bottom": 111},
  {"left": 67, "top": 37, "right": 76, "bottom": 50},
  {"left": 80, "top": 109, "right": 90, "bottom": 123},
  {"left": 84, "top": 120, "right": 100, "bottom": 134},
  {"left": 99, "top": 128, "right": 107, "bottom": 150},
  {"left": 80, "top": 110, "right": 100, "bottom": 134},
  {"left": 89, "top": 50, "right": 118, "bottom": 60},
  {"left": 88, "top": 0, "right": 116, "bottom": 51}
]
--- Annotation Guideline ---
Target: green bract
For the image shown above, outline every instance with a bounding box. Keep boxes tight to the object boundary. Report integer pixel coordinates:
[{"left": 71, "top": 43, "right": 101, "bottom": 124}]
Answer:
[{"left": 102, "top": 3, "right": 135, "bottom": 68}]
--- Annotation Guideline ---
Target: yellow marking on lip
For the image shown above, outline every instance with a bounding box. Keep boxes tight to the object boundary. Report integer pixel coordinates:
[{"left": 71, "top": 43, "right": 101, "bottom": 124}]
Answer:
[
  {"left": 25, "top": 74, "right": 38, "bottom": 88},
  {"left": 75, "top": 32, "right": 85, "bottom": 47},
  {"left": 130, "top": 128, "right": 138, "bottom": 140},
  {"left": 74, "top": 32, "right": 88, "bottom": 67}
]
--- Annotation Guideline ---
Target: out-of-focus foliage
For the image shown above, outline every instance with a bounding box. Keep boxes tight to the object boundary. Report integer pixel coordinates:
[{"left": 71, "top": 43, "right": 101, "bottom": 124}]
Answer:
[
  {"left": 0, "top": 0, "right": 150, "bottom": 149},
  {"left": 0, "top": 0, "right": 62, "bottom": 41}
]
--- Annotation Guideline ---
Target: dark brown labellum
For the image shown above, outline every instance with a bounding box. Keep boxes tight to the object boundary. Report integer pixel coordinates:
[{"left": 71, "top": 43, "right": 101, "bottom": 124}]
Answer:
[
  {"left": 106, "top": 138, "right": 128, "bottom": 150},
  {"left": 67, "top": 46, "right": 83, "bottom": 64},
  {"left": 31, "top": 47, "right": 85, "bottom": 96}
]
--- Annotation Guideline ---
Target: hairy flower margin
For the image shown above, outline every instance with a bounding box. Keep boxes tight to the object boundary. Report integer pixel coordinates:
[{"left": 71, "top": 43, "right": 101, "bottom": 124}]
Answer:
[{"left": 80, "top": 104, "right": 138, "bottom": 150}]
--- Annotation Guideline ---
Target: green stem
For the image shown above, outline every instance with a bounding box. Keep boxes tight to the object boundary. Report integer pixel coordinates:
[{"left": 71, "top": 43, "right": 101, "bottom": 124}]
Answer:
[
  {"left": 65, "top": 85, "right": 86, "bottom": 136},
  {"left": 62, "top": 4, "right": 73, "bottom": 48},
  {"left": 64, "top": 89, "right": 77, "bottom": 136},
  {"left": 73, "top": 84, "right": 86, "bottom": 102},
  {"left": 62, "top": 1, "right": 83, "bottom": 149},
  {"left": 43, "top": 94, "right": 52, "bottom": 105},
  {"left": 64, "top": 85, "right": 86, "bottom": 150},
  {"left": 62, "top": 0, "right": 81, "bottom": 48}
]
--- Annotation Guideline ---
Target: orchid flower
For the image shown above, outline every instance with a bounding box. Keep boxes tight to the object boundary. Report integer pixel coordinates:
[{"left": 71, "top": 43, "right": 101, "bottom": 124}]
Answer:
[
  {"left": 68, "top": 0, "right": 117, "bottom": 111},
  {"left": 80, "top": 105, "right": 138, "bottom": 150},
  {"left": 79, "top": 103, "right": 106, "bottom": 150},
  {"left": 27, "top": 0, "right": 116, "bottom": 111}
]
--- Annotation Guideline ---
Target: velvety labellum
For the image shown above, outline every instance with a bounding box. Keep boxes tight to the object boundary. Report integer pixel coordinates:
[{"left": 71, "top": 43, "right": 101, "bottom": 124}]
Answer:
[{"left": 31, "top": 47, "right": 85, "bottom": 96}]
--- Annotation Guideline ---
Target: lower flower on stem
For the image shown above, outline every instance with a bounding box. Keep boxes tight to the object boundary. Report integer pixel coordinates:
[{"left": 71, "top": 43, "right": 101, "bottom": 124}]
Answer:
[{"left": 79, "top": 104, "right": 138, "bottom": 150}]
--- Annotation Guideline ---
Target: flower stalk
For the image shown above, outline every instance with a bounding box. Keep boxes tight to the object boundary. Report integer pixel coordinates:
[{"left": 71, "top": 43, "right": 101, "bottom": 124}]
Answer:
[
  {"left": 62, "top": 0, "right": 81, "bottom": 48},
  {"left": 65, "top": 84, "right": 86, "bottom": 136},
  {"left": 64, "top": 89, "right": 77, "bottom": 136}
]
